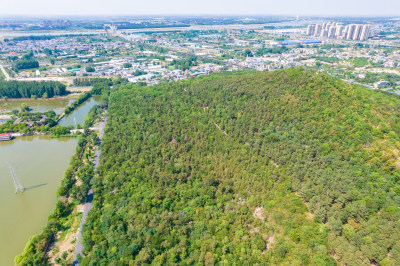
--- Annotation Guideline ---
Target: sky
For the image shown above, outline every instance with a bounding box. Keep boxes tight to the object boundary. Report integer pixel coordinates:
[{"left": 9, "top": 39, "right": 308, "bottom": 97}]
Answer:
[{"left": 1, "top": 0, "right": 399, "bottom": 16}]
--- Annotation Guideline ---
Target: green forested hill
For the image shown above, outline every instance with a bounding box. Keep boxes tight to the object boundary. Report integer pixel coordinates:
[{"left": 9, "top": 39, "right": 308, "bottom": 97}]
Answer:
[{"left": 81, "top": 68, "right": 400, "bottom": 265}]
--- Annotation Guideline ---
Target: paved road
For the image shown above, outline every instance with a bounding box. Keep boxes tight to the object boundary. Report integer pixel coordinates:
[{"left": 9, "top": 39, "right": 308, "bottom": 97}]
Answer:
[
  {"left": 0, "top": 64, "right": 74, "bottom": 83},
  {"left": 72, "top": 115, "right": 107, "bottom": 265}
]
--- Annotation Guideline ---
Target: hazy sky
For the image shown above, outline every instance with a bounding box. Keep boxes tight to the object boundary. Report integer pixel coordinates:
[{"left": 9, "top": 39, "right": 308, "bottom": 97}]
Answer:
[{"left": 1, "top": 0, "right": 399, "bottom": 16}]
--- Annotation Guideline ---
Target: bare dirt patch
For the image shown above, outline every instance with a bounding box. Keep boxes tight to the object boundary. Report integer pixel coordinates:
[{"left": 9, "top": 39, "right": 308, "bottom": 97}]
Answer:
[
  {"left": 253, "top": 207, "right": 266, "bottom": 221},
  {"left": 266, "top": 235, "right": 275, "bottom": 249},
  {"left": 76, "top": 204, "right": 84, "bottom": 213}
]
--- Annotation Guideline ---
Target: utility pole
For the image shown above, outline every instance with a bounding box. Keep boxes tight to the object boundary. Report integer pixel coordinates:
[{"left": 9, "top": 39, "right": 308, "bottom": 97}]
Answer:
[{"left": 8, "top": 162, "right": 24, "bottom": 193}]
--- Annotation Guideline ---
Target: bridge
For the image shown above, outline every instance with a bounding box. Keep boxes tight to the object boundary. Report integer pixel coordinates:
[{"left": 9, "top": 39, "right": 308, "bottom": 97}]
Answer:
[{"left": 8, "top": 162, "right": 25, "bottom": 193}]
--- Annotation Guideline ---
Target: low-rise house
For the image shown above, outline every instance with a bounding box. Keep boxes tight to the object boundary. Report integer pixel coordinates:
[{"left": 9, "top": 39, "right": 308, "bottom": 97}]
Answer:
[
  {"left": 374, "top": 80, "right": 389, "bottom": 88},
  {"left": 0, "top": 133, "right": 12, "bottom": 141}
]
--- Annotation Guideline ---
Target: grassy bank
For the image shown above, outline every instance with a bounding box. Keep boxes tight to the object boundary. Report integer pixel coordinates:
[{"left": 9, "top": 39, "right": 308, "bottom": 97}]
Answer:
[{"left": 14, "top": 87, "right": 110, "bottom": 265}]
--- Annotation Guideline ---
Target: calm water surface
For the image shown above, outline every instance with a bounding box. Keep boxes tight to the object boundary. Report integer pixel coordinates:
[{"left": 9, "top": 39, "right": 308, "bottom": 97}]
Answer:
[
  {"left": 59, "top": 96, "right": 100, "bottom": 127},
  {"left": 0, "top": 135, "right": 78, "bottom": 265},
  {"left": 0, "top": 98, "right": 73, "bottom": 115}
]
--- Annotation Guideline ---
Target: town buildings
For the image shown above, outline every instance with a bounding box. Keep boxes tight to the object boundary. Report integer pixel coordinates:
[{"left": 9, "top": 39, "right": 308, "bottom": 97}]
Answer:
[{"left": 307, "top": 22, "right": 370, "bottom": 41}]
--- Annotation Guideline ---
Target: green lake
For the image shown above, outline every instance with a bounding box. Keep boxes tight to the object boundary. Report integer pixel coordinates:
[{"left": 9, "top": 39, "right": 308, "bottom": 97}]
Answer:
[
  {"left": 0, "top": 136, "right": 78, "bottom": 265},
  {"left": 59, "top": 96, "right": 100, "bottom": 127},
  {"left": 0, "top": 98, "right": 73, "bottom": 115}
]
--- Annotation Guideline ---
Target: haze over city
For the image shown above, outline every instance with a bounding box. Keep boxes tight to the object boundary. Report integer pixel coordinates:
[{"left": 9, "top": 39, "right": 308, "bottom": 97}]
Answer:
[{"left": 2, "top": 0, "right": 400, "bottom": 16}]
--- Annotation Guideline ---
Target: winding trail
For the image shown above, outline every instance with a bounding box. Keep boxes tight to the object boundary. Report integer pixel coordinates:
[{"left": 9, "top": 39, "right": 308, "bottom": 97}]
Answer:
[{"left": 72, "top": 114, "right": 107, "bottom": 265}]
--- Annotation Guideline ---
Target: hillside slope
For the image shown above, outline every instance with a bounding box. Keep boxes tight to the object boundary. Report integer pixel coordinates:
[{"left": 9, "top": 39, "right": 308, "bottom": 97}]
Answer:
[{"left": 81, "top": 68, "right": 400, "bottom": 265}]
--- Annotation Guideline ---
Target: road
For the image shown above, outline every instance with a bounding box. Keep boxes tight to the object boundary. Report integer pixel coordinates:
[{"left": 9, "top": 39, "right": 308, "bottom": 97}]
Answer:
[
  {"left": 72, "top": 115, "right": 107, "bottom": 265},
  {"left": 0, "top": 64, "right": 75, "bottom": 84},
  {"left": 0, "top": 65, "right": 11, "bottom": 80},
  {"left": 0, "top": 64, "right": 75, "bottom": 83}
]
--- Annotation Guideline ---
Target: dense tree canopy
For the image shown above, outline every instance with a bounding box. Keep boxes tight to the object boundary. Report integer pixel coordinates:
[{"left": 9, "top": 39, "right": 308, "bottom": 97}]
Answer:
[
  {"left": 73, "top": 77, "right": 113, "bottom": 87},
  {"left": 13, "top": 59, "right": 39, "bottom": 70},
  {"left": 79, "top": 67, "right": 400, "bottom": 265},
  {"left": 0, "top": 80, "right": 66, "bottom": 98},
  {"left": 17, "top": 67, "right": 400, "bottom": 265},
  {"left": 171, "top": 56, "right": 198, "bottom": 71}
]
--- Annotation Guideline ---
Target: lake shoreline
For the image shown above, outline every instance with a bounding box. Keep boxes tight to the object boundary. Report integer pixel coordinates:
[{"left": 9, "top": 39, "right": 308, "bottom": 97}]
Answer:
[{"left": 0, "top": 135, "right": 79, "bottom": 265}]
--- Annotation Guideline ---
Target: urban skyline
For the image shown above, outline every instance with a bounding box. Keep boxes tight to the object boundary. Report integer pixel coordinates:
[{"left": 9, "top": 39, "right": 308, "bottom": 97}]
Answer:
[
  {"left": 1, "top": 0, "right": 400, "bottom": 16},
  {"left": 306, "top": 22, "right": 371, "bottom": 41}
]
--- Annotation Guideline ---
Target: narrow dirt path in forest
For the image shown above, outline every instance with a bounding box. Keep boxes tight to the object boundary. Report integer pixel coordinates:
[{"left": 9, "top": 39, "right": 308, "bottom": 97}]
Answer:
[
  {"left": 202, "top": 105, "right": 228, "bottom": 137},
  {"left": 213, "top": 122, "right": 228, "bottom": 137}
]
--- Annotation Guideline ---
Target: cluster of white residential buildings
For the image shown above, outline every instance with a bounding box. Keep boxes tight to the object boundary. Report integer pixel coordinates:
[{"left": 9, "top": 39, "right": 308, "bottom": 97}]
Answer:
[
  {"left": 307, "top": 22, "right": 370, "bottom": 41},
  {"left": 0, "top": 37, "right": 127, "bottom": 53}
]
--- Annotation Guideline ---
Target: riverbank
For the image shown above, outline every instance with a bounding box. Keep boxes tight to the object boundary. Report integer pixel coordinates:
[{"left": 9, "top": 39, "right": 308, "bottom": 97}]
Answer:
[
  {"left": 0, "top": 93, "right": 99, "bottom": 139},
  {"left": 0, "top": 95, "right": 77, "bottom": 102},
  {"left": 73, "top": 114, "right": 107, "bottom": 264},
  {"left": 11, "top": 131, "right": 49, "bottom": 138},
  {"left": 0, "top": 135, "right": 79, "bottom": 265},
  {"left": 58, "top": 96, "right": 100, "bottom": 126},
  {"left": 15, "top": 88, "right": 109, "bottom": 265},
  {"left": 0, "top": 97, "right": 73, "bottom": 115}
]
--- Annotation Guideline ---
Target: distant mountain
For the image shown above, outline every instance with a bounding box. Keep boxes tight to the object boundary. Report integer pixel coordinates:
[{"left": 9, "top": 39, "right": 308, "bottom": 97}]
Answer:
[{"left": 82, "top": 68, "right": 400, "bottom": 265}]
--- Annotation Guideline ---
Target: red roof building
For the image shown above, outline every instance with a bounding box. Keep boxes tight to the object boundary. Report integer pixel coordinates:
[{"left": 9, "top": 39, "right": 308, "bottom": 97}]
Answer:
[{"left": 0, "top": 133, "right": 12, "bottom": 141}]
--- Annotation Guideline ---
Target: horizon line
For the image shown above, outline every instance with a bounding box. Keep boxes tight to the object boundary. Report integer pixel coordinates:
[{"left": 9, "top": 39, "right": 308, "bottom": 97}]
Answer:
[{"left": 0, "top": 14, "right": 399, "bottom": 18}]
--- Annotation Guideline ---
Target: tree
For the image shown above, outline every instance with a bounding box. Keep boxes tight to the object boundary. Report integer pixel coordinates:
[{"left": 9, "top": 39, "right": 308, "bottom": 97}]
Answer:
[
  {"left": 86, "top": 66, "right": 95, "bottom": 72},
  {"left": 123, "top": 62, "right": 132, "bottom": 68},
  {"left": 244, "top": 49, "right": 253, "bottom": 57},
  {"left": 132, "top": 70, "right": 146, "bottom": 76},
  {"left": 0, "top": 80, "right": 66, "bottom": 98},
  {"left": 20, "top": 103, "right": 30, "bottom": 112},
  {"left": 13, "top": 59, "right": 39, "bottom": 70}
]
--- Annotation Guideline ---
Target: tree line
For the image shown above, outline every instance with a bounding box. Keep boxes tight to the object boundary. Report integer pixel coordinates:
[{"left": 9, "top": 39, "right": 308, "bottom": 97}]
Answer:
[
  {"left": 15, "top": 87, "right": 110, "bottom": 265},
  {"left": 73, "top": 77, "right": 113, "bottom": 87},
  {"left": 0, "top": 80, "right": 66, "bottom": 98},
  {"left": 13, "top": 59, "right": 39, "bottom": 70}
]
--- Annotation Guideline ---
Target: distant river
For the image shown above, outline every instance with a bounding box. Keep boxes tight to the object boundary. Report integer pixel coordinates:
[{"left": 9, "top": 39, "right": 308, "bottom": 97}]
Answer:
[
  {"left": 0, "top": 136, "right": 78, "bottom": 266},
  {"left": 0, "top": 30, "right": 100, "bottom": 37},
  {"left": 0, "top": 22, "right": 307, "bottom": 38}
]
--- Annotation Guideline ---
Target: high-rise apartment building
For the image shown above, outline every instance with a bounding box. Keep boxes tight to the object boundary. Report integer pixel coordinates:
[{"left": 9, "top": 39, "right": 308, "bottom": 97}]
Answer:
[
  {"left": 346, "top": 24, "right": 355, "bottom": 40},
  {"left": 336, "top": 25, "right": 344, "bottom": 38},
  {"left": 306, "top": 22, "right": 370, "bottom": 41},
  {"left": 306, "top": 25, "right": 315, "bottom": 35},
  {"left": 328, "top": 26, "right": 336, "bottom": 38},
  {"left": 359, "top": 25, "right": 370, "bottom": 41},
  {"left": 352, "top": 25, "right": 363, "bottom": 40},
  {"left": 314, "top": 24, "right": 322, "bottom": 36}
]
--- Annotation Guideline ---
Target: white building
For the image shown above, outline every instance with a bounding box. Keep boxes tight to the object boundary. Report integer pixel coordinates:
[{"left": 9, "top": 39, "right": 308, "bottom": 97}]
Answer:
[
  {"left": 328, "top": 27, "right": 336, "bottom": 38},
  {"left": 346, "top": 24, "right": 356, "bottom": 40},
  {"left": 360, "top": 25, "right": 371, "bottom": 41},
  {"left": 353, "top": 25, "right": 363, "bottom": 40},
  {"left": 336, "top": 25, "right": 344, "bottom": 38},
  {"left": 307, "top": 22, "right": 369, "bottom": 41},
  {"left": 306, "top": 25, "right": 315, "bottom": 35}
]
